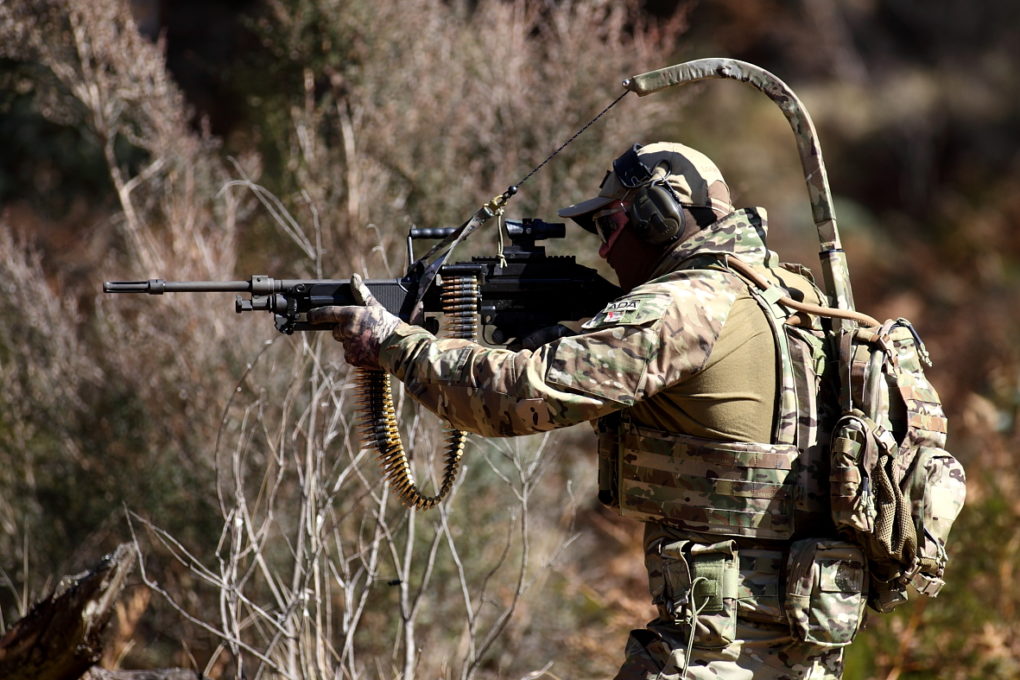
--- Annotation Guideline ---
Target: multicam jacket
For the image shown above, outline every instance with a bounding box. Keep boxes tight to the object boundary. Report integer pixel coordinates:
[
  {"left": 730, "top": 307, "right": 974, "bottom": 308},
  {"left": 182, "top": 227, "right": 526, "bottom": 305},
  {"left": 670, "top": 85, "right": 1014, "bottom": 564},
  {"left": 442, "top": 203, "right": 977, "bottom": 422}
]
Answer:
[{"left": 378, "top": 207, "right": 831, "bottom": 538}]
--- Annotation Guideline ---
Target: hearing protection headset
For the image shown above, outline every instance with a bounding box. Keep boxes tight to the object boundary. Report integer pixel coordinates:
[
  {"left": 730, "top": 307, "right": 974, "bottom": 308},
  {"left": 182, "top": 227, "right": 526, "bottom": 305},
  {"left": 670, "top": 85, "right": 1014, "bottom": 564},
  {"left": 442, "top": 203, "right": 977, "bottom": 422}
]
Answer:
[{"left": 612, "top": 144, "right": 686, "bottom": 246}]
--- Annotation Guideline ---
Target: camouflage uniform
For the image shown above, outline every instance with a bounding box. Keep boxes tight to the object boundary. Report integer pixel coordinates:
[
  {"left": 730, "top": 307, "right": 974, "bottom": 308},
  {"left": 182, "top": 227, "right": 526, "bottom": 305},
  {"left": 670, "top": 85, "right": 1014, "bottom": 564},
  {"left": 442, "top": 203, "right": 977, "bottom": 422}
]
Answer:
[{"left": 375, "top": 207, "right": 863, "bottom": 678}]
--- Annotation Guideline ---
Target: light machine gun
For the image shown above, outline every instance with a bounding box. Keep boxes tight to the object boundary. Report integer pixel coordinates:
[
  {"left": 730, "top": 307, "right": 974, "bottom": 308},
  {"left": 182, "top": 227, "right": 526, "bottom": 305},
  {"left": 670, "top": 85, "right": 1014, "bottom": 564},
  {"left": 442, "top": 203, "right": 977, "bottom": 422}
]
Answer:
[
  {"left": 105, "top": 219, "right": 618, "bottom": 342},
  {"left": 104, "top": 219, "right": 620, "bottom": 509}
]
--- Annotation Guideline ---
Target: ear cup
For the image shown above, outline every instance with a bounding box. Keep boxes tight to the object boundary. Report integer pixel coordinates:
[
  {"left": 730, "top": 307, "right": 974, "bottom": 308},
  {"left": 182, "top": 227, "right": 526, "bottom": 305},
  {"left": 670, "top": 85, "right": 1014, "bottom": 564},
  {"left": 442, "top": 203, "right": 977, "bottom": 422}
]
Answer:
[{"left": 626, "top": 181, "right": 685, "bottom": 245}]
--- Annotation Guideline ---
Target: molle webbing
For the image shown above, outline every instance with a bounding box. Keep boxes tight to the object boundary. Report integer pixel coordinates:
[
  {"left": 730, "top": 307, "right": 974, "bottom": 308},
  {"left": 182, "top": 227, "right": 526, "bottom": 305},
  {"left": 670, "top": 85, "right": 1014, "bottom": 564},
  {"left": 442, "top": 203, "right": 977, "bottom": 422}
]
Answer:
[{"left": 615, "top": 422, "right": 800, "bottom": 540}]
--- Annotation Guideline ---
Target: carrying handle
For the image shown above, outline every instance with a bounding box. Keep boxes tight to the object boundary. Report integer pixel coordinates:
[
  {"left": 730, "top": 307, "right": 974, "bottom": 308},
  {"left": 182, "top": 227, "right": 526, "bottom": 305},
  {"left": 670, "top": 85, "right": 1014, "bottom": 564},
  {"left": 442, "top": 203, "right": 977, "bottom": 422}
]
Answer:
[{"left": 624, "top": 58, "right": 856, "bottom": 317}]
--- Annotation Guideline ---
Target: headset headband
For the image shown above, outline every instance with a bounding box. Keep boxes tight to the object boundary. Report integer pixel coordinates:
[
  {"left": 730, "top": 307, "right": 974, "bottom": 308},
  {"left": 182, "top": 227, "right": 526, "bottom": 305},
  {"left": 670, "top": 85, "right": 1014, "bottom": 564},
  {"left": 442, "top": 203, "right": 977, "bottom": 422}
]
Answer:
[{"left": 612, "top": 144, "right": 655, "bottom": 189}]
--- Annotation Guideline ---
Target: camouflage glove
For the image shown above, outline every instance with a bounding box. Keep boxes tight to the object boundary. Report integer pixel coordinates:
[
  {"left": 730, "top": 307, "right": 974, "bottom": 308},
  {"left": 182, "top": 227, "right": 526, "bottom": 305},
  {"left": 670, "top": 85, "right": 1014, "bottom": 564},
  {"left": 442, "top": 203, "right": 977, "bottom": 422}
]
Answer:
[{"left": 308, "top": 274, "right": 403, "bottom": 369}]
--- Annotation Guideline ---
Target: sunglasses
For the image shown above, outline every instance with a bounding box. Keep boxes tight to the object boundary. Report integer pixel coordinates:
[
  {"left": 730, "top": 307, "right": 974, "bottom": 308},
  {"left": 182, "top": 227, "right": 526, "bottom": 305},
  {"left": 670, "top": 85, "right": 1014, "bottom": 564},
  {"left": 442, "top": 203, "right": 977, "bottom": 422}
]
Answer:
[{"left": 592, "top": 202, "right": 630, "bottom": 244}]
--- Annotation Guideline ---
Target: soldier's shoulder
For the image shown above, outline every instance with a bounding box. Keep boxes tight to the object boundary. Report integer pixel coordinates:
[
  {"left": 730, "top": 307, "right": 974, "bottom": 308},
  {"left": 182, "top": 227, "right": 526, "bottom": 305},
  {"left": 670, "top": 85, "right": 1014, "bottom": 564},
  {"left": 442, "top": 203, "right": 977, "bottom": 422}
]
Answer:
[
  {"left": 580, "top": 290, "right": 671, "bottom": 331},
  {"left": 581, "top": 269, "right": 743, "bottom": 332},
  {"left": 651, "top": 267, "right": 748, "bottom": 310}
]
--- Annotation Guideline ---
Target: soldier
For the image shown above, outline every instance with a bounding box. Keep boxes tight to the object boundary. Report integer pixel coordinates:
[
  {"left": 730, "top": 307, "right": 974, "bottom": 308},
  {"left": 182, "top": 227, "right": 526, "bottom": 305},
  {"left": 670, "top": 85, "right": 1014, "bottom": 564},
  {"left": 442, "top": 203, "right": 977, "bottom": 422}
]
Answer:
[{"left": 312, "top": 142, "right": 865, "bottom": 679}]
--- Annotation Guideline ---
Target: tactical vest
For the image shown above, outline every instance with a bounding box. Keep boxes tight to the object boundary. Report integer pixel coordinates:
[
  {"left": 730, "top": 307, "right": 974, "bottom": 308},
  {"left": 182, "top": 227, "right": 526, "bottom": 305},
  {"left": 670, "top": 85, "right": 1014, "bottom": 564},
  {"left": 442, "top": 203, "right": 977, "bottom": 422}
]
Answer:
[{"left": 596, "top": 259, "right": 833, "bottom": 540}]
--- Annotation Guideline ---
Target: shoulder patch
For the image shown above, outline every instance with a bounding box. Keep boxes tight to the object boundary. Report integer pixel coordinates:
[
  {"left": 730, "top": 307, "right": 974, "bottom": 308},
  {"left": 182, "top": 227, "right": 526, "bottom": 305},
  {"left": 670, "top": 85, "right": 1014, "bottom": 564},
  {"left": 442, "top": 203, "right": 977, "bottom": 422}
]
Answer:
[{"left": 582, "top": 293, "right": 671, "bottom": 331}]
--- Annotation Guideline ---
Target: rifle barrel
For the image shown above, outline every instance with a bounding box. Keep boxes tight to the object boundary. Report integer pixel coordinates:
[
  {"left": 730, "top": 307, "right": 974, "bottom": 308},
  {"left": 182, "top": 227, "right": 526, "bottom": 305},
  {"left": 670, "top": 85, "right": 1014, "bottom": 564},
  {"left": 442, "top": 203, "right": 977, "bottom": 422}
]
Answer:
[{"left": 103, "top": 279, "right": 252, "bottom": 294}]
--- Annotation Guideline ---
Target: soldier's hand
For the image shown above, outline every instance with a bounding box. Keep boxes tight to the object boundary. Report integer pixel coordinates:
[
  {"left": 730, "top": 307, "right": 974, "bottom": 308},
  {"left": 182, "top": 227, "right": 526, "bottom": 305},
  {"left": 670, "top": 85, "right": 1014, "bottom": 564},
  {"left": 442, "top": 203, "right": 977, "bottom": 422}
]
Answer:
[
  {"left": 308, "top": 274, "right": 402, "bottom": 369},
  {"left": 507, "top": 323, "right": 576, "bottom": 352}
]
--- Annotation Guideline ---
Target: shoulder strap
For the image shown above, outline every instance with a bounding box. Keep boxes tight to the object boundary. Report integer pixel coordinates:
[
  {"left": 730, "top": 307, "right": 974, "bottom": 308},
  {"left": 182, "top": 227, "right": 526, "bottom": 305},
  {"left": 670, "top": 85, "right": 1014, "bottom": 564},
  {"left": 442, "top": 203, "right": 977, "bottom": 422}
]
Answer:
[
  {"left": 742, "top": 274, "right": 800, "bottom": 446},
  {"left": 726, "top": 256, "right": 880, "bottom": 328}
]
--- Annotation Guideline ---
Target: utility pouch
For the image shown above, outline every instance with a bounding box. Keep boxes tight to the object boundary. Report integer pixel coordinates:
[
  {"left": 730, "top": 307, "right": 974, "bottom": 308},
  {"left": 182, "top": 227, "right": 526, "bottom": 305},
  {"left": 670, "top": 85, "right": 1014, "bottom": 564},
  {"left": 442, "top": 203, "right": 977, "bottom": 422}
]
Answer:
[
  {"left": 595, "top": 415, "right": 621, "bottom": 508},
  {"left": 659, "top": 539, "right": 739, "bottom": 649},
  {"left": 829, "top": 411, "right": 886, "bottom": 536},
  {"left": 785, "top": 538, "right": 867, "bottom": 648},
  {"left": 904, "top": 445, "right": 967, "bottom": 599}
]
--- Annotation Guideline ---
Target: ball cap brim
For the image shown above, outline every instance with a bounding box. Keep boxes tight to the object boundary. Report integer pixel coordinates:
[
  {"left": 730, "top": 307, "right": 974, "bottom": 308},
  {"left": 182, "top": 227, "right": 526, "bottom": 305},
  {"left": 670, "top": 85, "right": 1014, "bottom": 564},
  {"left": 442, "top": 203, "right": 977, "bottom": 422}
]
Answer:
[{"left": 556, "top": 171, "right": 629, "bottom": 233}]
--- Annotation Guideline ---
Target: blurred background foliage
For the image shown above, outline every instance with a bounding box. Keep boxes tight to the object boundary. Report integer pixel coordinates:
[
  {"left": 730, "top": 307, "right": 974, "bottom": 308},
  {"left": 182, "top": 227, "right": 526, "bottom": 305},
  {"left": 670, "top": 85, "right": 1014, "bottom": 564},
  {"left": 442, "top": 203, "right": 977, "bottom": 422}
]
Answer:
[{"left": 0, "top": 0, "right": 1018, "bottom": 678}]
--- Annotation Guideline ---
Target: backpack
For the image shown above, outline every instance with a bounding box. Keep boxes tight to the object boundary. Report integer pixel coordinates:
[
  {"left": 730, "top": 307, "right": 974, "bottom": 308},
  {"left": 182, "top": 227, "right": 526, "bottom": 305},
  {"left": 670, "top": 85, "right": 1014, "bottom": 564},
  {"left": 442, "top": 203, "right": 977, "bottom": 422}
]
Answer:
[
  {"left": 828, "top": 318, "right": 967, "bottom": 612},
  {"left": 728, "top": 256, "right": 967, "bottom": 613}
]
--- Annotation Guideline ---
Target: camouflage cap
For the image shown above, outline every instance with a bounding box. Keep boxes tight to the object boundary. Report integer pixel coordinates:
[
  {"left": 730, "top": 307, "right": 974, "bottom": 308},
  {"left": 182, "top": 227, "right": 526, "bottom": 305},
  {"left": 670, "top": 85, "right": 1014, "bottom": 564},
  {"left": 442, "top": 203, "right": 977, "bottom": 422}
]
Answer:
[{"left": 558, "top": 142, "right": 734, "bottom": 232}]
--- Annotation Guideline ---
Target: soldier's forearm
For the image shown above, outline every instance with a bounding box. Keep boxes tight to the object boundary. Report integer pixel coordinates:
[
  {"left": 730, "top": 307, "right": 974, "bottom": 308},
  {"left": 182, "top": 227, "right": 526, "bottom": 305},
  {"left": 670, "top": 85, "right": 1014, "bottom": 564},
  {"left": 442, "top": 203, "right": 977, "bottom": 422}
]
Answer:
[{"left": 378, "top": 328, "right": 615, "bottom": 436}]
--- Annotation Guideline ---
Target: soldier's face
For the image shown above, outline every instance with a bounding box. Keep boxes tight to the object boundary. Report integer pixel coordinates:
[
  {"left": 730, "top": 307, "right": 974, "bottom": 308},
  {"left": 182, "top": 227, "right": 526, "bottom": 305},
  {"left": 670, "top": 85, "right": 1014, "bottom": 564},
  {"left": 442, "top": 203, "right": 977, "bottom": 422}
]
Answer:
[{"left": 604, "top": 225, "right": 661, "bottom": 292}]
